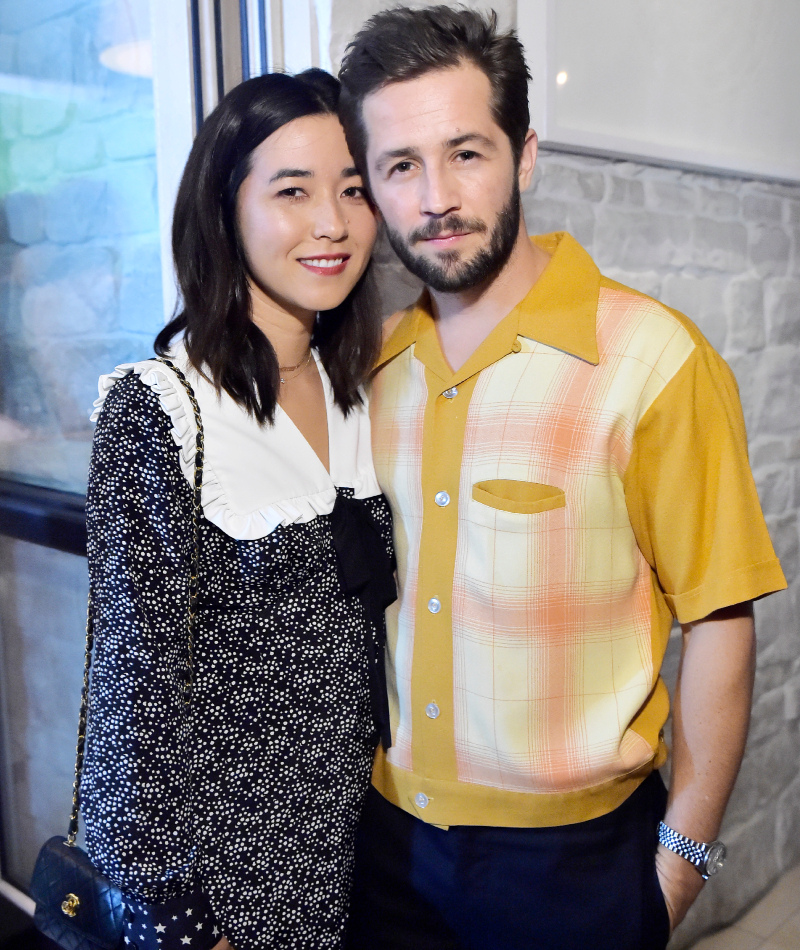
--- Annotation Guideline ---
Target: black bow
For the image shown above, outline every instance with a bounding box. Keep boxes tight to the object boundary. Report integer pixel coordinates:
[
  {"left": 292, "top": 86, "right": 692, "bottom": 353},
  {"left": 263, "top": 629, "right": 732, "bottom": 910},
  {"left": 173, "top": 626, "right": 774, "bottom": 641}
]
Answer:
[{"left": 331, "top": 493, "right": 397, "bottom": 750}]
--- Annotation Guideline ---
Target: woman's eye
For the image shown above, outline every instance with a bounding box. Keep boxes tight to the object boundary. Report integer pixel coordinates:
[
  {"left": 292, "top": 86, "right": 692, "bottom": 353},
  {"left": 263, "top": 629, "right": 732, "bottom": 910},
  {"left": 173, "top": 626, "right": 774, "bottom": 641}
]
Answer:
[
  {"left": 342, "top": 185, "right": 367, "bottom": 200},
  {"left": 276, "top": 187, "right": 305, "bottom": 199}
]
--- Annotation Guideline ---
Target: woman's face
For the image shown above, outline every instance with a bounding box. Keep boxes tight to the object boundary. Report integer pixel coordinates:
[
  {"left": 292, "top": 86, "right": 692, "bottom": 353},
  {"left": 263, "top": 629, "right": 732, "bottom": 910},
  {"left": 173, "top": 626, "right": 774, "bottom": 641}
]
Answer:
[{"left": 236, "top": 113, "right": 377, "bottom": 320}]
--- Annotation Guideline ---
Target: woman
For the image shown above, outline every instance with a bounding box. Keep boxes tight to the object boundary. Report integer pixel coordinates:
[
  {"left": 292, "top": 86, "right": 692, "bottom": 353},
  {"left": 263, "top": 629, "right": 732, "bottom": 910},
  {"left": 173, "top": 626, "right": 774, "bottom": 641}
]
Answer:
[{"left": 81, "top": 70, "right": 394, "bottom": 950}]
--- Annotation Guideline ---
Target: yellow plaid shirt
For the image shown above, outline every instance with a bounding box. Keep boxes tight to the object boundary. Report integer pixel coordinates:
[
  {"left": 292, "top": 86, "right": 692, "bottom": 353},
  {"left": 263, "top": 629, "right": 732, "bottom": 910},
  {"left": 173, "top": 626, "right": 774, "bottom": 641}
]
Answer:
[{"left": 369, "top": 232, "right": 786, "bottom": 828}]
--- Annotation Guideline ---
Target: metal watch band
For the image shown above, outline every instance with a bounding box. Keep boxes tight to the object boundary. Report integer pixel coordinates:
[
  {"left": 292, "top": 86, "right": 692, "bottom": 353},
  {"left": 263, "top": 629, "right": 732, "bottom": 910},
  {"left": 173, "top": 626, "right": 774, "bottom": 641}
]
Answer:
[{"left": 657, "top": 821, "right": 724, "bottom": 880}]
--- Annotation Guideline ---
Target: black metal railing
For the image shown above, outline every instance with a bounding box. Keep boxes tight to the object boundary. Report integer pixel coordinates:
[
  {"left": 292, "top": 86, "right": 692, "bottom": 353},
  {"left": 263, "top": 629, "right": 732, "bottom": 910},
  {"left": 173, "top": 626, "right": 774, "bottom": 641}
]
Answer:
[{"left": 0, "top": 479, "right": 86, "bottom": 557}]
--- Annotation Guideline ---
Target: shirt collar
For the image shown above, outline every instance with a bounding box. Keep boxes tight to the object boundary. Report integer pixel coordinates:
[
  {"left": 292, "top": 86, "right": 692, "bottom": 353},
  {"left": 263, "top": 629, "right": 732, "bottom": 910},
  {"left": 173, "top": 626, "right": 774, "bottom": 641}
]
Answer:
[{"left": 375, "top": 232, "right": 600, "bottom": 379}]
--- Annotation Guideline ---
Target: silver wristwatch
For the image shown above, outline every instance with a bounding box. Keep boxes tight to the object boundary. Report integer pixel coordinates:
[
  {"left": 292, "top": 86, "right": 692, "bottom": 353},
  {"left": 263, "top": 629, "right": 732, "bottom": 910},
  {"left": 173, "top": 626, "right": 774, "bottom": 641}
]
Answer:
[{"left": 657, "top": 821, "right": 727, "bottom": 880}]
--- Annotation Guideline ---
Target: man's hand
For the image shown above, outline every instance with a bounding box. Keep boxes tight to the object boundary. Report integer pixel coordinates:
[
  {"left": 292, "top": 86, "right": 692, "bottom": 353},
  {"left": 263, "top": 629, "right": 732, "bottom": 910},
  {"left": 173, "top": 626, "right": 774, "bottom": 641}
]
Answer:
[{"left": 655, "top": 842, "right": 705, "bottom": 934}]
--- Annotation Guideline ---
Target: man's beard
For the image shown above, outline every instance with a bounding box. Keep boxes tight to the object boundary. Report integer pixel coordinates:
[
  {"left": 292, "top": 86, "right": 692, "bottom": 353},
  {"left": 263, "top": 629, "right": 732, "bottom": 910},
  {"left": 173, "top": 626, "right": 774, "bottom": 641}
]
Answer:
[{"left": 383, "top": 180, "right": 521, "bottom": 293}]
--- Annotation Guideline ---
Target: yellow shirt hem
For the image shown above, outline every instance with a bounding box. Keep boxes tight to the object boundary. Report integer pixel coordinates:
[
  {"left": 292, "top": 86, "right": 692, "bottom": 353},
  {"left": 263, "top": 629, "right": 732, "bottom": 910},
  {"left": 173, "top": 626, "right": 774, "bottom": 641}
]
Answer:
[{"left": 372, "top": 751, "right": 663, "bottom": 828}]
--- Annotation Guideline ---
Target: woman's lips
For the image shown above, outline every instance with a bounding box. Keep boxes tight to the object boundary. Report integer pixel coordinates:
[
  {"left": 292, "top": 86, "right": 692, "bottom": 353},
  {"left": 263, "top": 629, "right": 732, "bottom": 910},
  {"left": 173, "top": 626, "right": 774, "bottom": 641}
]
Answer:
[{"left": 298, "top": 255, "right": 349, "bottom": 276}]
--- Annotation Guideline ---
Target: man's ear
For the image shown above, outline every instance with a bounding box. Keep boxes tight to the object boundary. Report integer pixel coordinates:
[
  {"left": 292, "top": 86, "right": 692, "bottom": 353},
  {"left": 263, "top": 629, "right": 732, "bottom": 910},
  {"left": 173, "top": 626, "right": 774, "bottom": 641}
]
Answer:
[{"left": 517, "top": 128, "right": 538, "bottom": 193}]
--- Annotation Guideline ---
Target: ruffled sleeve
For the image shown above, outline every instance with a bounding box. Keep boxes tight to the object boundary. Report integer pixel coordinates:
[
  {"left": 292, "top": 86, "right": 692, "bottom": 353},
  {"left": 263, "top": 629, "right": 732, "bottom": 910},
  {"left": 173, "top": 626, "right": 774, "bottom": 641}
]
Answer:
[{"left": 91, "top": 358, "right": 198, "bottom": 494}]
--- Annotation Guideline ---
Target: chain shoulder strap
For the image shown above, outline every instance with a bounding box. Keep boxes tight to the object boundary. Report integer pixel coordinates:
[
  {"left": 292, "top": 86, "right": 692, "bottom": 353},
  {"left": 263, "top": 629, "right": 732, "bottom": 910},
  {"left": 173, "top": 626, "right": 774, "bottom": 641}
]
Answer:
[{"left": 67, "top": 356, "right": 205, "bottom": 845}]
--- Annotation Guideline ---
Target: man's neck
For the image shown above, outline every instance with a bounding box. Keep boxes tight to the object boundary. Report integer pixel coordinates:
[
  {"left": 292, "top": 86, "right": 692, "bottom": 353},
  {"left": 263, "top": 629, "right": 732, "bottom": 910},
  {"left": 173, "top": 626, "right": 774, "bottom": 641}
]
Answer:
[{"left": 431, "top": 227, "right": 550, "bottom": 373}]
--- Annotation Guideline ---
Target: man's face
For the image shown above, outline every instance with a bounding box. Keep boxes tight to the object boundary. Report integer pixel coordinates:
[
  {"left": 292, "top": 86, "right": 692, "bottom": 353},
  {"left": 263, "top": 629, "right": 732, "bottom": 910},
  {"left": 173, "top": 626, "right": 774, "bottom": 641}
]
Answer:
[{"left": 362, "top": 63, "right": 529, "bottom": 293}]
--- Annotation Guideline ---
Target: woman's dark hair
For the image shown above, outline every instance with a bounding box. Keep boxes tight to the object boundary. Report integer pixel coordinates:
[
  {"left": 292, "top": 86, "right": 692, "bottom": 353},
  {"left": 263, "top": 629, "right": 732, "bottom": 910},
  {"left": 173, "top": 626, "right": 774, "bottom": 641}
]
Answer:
[
  {"left": 155, "top": 68, "right": 380, "bottom": 424},
  {"left": 338, "top": 6, "right": 531, "bottom": 176}
]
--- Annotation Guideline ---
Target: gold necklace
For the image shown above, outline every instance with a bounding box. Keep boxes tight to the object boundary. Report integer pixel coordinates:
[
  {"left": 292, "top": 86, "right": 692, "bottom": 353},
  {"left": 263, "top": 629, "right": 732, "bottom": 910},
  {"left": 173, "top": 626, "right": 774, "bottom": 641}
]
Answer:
[{"left": 279, "top": 349, "right": 313, "bottom": 384}]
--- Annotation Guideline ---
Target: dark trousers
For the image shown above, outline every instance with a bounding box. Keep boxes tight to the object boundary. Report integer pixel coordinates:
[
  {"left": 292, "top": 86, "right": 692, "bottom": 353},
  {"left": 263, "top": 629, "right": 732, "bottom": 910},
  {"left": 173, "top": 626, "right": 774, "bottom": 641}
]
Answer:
[{"left": 345, "top": 772, "right": 671, "bottom": 950}]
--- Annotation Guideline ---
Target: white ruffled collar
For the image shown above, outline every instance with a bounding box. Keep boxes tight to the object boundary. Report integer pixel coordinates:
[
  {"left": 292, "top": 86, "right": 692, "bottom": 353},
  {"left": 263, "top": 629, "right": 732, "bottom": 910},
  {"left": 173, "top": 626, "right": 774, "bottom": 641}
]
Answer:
[{"left": 91, "top": 344, "right": 381, "bottom": 540}]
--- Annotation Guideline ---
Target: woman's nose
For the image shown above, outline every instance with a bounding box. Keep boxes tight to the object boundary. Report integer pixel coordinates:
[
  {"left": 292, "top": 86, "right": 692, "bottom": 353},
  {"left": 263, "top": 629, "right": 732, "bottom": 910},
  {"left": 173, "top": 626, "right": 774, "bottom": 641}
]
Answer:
[{"left": 312, "top": 196, "right": 348, "bottom": 241}]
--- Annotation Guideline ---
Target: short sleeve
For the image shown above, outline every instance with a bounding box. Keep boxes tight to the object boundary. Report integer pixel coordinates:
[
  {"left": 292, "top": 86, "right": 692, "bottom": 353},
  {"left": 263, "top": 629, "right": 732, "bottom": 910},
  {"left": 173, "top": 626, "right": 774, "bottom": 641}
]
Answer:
[{"left": 624, "top": 341, "right": 786, "bottom": 624}]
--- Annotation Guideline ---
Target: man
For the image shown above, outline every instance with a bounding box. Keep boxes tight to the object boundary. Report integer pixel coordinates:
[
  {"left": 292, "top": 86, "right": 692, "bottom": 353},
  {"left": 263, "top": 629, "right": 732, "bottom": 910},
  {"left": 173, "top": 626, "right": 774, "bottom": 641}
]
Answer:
[{"left": 338, "top": 7, "right": 787, "bottom": 949}]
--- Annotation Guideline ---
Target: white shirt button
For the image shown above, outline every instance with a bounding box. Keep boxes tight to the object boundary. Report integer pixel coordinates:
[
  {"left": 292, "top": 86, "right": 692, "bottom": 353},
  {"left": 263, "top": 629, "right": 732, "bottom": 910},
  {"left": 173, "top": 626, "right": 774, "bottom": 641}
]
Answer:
[
  {"left": 443, "top": 387, "right": 458, "bottom": 399},
  {"left": 425, "top": 702, "right": 440, "bottom": 719},
  {"left": 415, "top": 792, "right": 429, "bottom": 808},
  {"left": 427, "top": 597, "right": 441, "bottom": 614},
  {"left": 434, "top": 491, "right": 450, "bottom": 507}
]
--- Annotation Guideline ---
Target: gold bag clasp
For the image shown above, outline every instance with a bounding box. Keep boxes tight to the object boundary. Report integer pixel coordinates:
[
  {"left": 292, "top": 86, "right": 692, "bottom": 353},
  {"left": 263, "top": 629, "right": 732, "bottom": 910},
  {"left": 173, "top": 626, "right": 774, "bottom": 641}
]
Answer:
[{"left": 61, "top": 893, "right": 80, "bottom": 917}]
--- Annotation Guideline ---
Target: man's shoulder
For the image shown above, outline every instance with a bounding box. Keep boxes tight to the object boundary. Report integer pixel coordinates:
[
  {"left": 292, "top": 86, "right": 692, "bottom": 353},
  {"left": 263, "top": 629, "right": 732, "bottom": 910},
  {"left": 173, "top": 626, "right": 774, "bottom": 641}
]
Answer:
[
  {"left": 596, "top": 274, "right": 717, "bottom": 366},
  {"left": 594, "top": 275, "right": 741, "bottom": 423}
]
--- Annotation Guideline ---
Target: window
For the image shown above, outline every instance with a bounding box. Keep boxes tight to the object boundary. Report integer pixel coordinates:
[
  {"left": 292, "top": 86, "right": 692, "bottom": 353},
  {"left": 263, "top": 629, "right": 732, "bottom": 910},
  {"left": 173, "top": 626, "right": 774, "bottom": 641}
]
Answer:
[
  {"left": 0, "top": 0, "right": 191, "bottom": 902},
  {"left": 0, "top": 0, "right": 167, "bottom": 494}
]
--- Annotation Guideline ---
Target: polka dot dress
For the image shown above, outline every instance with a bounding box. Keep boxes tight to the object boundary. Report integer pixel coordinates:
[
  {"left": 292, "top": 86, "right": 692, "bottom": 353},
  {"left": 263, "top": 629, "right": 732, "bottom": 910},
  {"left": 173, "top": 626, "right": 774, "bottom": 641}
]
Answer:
[{"left": 81, "top": 373, "right": 393, "bottom": 949}]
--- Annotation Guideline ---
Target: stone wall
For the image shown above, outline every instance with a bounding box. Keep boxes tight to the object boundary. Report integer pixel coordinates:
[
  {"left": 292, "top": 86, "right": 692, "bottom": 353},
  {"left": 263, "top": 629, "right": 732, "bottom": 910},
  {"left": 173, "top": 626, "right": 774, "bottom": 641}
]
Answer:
[{"left": 330, "top": 1, "right": 800, "bottom": 946}]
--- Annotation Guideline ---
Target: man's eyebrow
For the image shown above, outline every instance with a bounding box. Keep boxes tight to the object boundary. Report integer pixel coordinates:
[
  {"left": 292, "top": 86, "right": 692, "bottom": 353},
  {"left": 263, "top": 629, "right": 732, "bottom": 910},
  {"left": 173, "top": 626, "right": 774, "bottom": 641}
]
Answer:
[
  {"left": 268, "top": 168, "right": 313, "bottom": 183},
  {"left": 444, "top": 132, "right": 497, "bottom": 151}
]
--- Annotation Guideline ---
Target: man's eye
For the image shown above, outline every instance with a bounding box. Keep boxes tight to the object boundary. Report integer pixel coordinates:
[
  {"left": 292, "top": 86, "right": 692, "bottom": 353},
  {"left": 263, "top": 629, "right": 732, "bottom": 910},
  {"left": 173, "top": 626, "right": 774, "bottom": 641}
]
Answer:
[
  {"left": 390, "top": 161, "right": 415, "bottom": 175},
  {"left": 455, "top": 150, "right": 479, "bottom": 162}
]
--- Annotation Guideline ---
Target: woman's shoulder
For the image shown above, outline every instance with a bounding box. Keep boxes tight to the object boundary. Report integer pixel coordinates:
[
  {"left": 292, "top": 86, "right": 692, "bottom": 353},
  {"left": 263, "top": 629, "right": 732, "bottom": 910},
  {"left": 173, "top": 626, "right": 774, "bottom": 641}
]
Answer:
[
  {"left": 90, "top": 364, "right": 166, "bottom": 441},
  {"left": 90, "top": 347, "right": 193, "bottom": 423},
  {"left": 90, "top": 348, "right": 200, "bottom": 477},
  {"left": 96, "top": 366, "right": 155, "bottom": 408}
]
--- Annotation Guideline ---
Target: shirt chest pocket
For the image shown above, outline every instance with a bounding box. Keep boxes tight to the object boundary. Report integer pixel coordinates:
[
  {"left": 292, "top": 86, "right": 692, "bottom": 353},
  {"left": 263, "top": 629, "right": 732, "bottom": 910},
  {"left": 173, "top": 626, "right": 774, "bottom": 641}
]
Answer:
[
  {"left": 472, "top": 479, "right": 565, "bottom": 513},
  {"left": 470, "top": 479, "right": 566, "bottom": 533}
]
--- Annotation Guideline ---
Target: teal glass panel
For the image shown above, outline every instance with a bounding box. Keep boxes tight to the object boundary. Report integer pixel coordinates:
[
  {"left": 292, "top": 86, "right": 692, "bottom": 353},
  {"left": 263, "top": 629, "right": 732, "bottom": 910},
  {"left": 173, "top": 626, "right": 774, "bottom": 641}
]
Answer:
[{"left": 0, "top": 0, "right": 164, "bottom": 493}]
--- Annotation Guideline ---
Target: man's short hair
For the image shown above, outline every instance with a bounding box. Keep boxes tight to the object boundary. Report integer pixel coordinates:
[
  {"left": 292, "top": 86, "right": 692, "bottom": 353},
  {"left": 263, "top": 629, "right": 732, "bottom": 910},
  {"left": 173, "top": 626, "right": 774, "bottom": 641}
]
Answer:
[{"left": 338, "top": 5, "right": 531, "bottom": 176}]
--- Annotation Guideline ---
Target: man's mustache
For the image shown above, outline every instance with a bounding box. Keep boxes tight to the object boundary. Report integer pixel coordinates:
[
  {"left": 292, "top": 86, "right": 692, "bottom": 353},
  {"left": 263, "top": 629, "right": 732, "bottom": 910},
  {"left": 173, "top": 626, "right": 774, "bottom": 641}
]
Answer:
[{"left": 407, "top": 215, "right": 488, "bottom": 244}]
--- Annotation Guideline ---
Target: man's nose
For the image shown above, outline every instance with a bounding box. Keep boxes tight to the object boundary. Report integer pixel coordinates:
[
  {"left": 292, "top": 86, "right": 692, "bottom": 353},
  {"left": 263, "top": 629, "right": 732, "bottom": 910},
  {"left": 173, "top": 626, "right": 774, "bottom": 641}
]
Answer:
[{"left": 420, "top": 167, "right": 460, "bottom": 217}]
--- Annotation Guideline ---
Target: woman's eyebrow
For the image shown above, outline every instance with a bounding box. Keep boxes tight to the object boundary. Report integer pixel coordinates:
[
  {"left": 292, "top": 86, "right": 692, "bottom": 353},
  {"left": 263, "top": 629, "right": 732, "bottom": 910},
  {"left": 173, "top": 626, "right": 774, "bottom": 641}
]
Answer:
[
  {"left": 268, "top": 167, "right": 313, "bottom": 183},
  {"left": 342, "top": 166, "right": 360, "bottom": 178}
]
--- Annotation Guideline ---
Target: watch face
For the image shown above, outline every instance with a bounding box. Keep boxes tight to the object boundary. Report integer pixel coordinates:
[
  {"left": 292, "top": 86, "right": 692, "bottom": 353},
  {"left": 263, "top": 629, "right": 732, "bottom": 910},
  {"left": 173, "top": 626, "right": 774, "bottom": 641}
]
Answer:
[{"left": 706, "top": 842, "right": 727, "bottom": 876}]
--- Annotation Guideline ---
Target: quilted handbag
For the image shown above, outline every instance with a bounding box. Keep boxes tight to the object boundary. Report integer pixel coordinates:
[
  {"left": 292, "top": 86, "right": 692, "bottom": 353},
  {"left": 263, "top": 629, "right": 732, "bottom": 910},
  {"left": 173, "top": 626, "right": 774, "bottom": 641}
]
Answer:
[
  {"left": 30, "top": 836, "right": 127, "bottom": 950},
  {"left": 29, "top": 358, "right": 205, "bottom": 950}
]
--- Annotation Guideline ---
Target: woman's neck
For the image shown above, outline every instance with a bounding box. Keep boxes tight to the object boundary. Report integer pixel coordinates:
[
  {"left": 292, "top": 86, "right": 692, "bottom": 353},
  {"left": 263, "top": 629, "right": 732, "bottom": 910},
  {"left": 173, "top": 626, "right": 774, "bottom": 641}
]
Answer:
[{"left": 248, "top": 279, "right": 315, "bottom": 366}]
